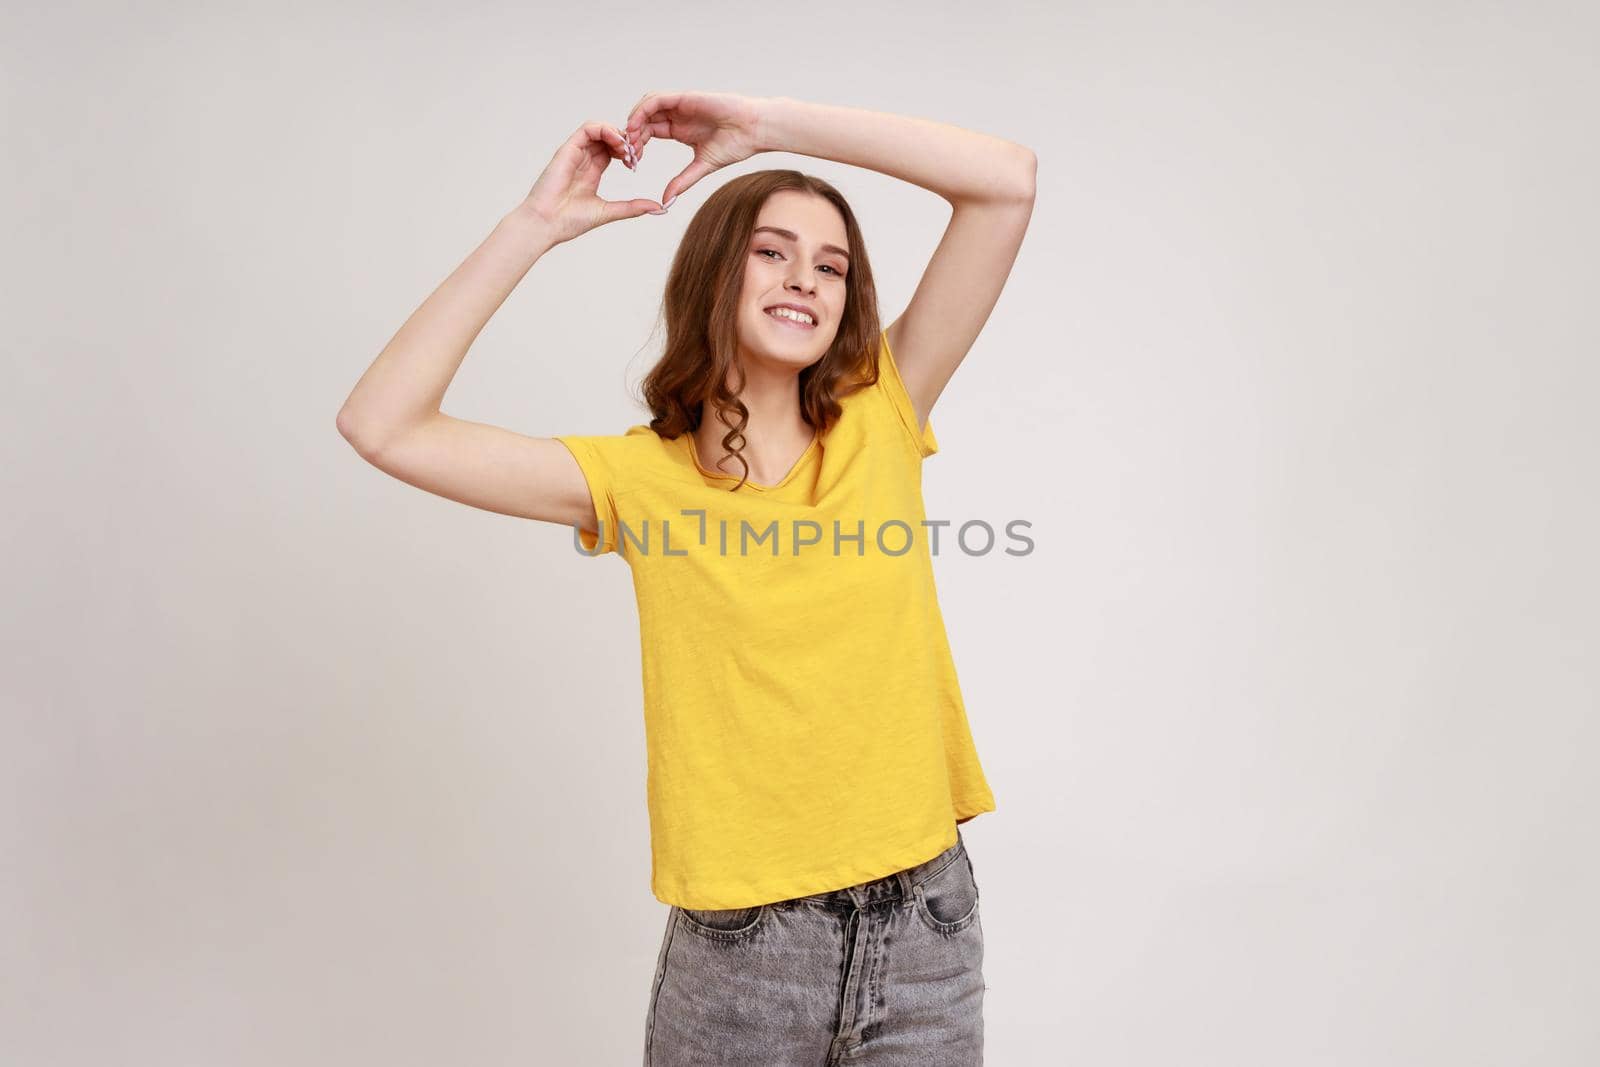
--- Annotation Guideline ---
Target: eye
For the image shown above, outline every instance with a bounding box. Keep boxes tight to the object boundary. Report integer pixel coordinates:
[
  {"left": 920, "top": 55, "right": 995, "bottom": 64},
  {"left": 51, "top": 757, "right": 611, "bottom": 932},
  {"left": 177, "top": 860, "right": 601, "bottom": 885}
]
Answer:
[{"left": 756, "top": 248, "right": 843, "bottom": 276}]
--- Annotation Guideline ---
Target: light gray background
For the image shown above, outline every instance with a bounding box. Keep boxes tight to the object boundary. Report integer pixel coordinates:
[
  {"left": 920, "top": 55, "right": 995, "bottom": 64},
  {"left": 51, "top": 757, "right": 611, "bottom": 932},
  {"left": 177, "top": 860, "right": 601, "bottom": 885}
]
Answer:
[{"left": 5, "top": 2, "right": 1596, "bottom": 1064}]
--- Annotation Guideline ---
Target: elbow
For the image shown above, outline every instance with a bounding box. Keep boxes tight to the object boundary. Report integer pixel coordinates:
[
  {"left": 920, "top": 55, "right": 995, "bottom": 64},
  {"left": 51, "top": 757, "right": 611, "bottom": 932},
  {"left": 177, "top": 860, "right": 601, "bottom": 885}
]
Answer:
[
  {"left": 1010, "top": 146, "right": 1037, "bottom": 202},
  {"left": 336, "top": 405, "right": 385, "bottom": 459}
]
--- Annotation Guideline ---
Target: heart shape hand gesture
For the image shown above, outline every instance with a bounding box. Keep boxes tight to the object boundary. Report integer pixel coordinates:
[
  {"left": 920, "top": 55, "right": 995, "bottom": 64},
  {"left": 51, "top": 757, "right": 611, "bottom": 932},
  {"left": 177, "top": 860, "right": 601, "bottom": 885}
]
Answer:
[
  {"left": 521, "top": 92, "right": 766, "bottom": 246},
  {"left": 622, "top": 90, "right": 767, "bottom": 207},
  {"left": 521, "top": 119, "right": 666, "bottom": 245}
]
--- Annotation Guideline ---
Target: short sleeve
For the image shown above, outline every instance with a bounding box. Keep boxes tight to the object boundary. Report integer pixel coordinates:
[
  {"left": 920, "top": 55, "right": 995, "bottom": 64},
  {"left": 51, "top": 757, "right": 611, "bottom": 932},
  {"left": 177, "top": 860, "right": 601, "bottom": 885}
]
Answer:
[
  {"left": 875, "top": 328, "right": 939, "bottom": 458},
  {"left": 554, "top": 434, "right": 623, "bottom": 556}
]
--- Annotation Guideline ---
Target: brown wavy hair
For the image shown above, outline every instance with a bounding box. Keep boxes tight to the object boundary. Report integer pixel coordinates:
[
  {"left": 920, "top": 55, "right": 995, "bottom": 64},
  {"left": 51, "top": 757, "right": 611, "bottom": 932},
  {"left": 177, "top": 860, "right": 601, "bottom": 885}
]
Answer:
[{"left": 640, "top": 169, "right": 886, "bottom": 492}]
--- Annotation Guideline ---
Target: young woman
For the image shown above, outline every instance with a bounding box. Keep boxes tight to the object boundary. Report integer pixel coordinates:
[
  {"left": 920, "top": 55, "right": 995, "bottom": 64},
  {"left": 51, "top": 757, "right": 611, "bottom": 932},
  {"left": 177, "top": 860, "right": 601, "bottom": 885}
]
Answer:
[{"left": 337, "top": 90, "right": 1035, "bottom": 1065}]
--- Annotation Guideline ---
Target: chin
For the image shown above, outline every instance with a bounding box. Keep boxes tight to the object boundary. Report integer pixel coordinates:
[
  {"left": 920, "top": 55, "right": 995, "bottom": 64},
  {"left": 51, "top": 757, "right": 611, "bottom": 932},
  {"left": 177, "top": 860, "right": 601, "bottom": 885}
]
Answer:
[{"left": 744, "top": 317, "right": 829, "bottom": 362}]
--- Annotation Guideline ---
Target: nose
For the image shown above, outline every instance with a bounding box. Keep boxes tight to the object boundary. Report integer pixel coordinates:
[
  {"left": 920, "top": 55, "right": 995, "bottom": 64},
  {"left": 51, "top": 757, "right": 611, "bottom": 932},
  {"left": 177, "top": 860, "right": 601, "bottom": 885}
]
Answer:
[{"left": 786, "top": 263, "right": 816, "bottom": 295}]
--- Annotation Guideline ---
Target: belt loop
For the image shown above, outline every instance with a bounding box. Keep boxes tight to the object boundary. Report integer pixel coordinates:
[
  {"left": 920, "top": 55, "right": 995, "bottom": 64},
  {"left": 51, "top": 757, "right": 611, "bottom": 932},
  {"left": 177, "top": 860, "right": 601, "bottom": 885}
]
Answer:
[{"left": 895, "top": 867, "right": 915, "bottom": 901}]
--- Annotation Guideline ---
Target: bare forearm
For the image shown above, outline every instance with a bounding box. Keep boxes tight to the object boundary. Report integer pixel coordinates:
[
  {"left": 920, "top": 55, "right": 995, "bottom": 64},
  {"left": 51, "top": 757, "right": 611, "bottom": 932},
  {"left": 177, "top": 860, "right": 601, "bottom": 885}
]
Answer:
[
  {"left": 336, "top": 203, "right": 559, "bottom": 455},
  {"left": 755, "top": 96, "right": 1035, "bottom": 206}
]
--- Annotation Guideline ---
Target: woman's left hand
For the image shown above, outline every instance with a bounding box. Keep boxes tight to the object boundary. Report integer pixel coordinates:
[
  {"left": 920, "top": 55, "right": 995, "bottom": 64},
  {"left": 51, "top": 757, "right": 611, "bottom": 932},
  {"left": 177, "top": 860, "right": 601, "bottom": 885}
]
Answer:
[{"left": 622, "top": 90, "right": 768, "bottom": 208}]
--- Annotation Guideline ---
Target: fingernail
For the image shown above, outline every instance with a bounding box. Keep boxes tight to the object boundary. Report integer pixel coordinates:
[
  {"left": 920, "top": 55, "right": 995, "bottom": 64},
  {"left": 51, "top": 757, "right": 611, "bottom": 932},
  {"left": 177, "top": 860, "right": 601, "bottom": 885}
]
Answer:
[
  {"left": 648, "top": 207, "right": 668, "bottom": 215},
  {"left": 663, "top": 194, "right": 678, "bottom": 208}
]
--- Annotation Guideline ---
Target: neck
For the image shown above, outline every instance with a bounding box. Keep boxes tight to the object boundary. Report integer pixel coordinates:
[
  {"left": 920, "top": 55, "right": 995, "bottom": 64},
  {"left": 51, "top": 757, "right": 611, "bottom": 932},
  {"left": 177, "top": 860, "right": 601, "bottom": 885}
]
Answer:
[{"left": 695, "top": 360, "right": 814, "bottom": 477}]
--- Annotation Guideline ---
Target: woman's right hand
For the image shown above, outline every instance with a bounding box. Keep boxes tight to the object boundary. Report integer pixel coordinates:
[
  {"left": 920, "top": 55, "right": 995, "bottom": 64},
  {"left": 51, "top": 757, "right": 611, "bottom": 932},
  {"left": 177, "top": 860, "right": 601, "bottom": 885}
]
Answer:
[{"left": 520, "top": 120, "right": 665, "bottom": 246}]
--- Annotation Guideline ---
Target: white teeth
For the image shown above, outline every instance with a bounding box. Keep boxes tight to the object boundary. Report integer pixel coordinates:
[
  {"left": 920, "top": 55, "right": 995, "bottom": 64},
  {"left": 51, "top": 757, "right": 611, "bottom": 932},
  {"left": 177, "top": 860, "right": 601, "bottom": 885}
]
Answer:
[{"left": 766, "top": 307, "right": 815, "bottom": 325}]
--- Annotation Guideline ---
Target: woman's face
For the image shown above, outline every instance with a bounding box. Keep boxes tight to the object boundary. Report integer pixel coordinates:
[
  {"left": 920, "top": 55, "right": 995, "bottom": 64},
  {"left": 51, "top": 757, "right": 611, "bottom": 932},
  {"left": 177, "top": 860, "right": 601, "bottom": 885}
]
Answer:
[{"left": 736, "top": 190, "right": 851, "bottom": 371}]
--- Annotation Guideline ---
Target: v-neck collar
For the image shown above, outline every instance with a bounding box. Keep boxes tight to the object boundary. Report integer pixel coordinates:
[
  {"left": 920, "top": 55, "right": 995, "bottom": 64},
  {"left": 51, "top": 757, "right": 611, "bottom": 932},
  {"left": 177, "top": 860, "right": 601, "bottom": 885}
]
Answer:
[{"left": 686, "top": 428, "right": 821, "bottom": 492}]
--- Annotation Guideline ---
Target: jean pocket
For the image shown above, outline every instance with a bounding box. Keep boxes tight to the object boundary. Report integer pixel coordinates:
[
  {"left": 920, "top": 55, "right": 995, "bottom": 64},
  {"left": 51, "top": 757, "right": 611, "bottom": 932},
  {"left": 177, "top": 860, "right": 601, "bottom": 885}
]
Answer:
[
  {"left": 913, "top": 850, "right": 981, "bottom": 934},
  {"left": 675, "top": 904, "right": 769, "bottom": 940}
]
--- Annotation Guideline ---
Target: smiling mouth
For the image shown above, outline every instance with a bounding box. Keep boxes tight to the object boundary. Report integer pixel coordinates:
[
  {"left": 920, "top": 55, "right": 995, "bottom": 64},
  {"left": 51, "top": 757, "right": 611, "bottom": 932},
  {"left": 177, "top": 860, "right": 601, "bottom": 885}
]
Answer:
[{"left": 764, "top": 308, "right": 817, "bottom": 329}]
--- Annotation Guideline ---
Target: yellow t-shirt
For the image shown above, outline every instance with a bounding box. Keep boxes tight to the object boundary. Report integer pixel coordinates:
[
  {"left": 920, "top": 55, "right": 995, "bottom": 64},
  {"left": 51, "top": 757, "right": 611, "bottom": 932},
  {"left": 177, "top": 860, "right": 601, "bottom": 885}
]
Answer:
[{"left": 555, "top": 327, "right": 996, "bottom": 909}]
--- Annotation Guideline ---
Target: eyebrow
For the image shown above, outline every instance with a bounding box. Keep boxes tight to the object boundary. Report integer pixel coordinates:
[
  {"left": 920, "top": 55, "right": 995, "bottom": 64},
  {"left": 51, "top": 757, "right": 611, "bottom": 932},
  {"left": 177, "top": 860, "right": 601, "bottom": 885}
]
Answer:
[{"left": 752, "top": 226, "right": 850, "bottom": 260}]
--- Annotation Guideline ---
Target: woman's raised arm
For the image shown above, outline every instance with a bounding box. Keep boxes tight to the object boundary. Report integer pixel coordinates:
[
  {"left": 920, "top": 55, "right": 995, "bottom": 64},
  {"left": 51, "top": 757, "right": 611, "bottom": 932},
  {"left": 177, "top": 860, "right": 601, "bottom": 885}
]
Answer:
[
  {"left": 335, "top": 120, "right": 663, "bottom": 528},
  {"left": 623, "top": 91, "right": 1036, "bottom": 436},
  {"left": 753, "top": 97, "right": 1036, "bottom": 432}
]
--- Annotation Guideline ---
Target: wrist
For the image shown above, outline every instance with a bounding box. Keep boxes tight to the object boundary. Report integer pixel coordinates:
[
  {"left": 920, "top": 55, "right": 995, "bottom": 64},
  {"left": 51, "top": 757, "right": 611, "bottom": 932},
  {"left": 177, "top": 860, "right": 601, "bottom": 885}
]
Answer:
[
  {"left": 501, "top": 201, "right": 563, "bottom": 252},
  {"left": 753, "top": 95, "right": 792, "bottom": 154}
]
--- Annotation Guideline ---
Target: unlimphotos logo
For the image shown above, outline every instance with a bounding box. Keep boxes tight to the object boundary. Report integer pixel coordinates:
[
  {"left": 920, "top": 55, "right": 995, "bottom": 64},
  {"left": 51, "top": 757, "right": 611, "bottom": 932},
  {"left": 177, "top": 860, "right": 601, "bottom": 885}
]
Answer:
[{"left": 573, "top": 509, "right": 1034, "bottom": 557}]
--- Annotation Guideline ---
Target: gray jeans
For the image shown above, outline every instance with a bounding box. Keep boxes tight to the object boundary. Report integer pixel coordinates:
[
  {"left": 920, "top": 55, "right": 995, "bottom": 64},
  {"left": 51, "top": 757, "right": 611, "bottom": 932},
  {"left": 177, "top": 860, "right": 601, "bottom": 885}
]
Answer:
[{"left": 644, "top": 828, "right": 984, "bottom": 1065}]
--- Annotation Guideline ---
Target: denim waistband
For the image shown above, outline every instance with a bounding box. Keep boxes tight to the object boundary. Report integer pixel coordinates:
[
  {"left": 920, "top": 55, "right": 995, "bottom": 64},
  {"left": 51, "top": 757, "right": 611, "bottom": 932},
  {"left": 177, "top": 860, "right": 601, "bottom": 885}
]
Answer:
[{"left": 793, "top": 827, "right": 967, "bottom": 911}]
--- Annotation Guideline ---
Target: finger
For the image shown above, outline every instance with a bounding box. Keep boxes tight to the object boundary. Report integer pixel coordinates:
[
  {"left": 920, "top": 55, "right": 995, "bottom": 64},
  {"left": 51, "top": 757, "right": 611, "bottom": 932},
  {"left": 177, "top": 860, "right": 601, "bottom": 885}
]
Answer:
[
  {"left": 660, "top": 156, "right": 719, "bottom": 209},
  {"left": 599, "top": 197, "right": 669, "bottom": 225},
  {"left": 579, "top": 119, "right": 616, "bottom": 144},
  {"left": 603, "top": 124, "right": 629, "bottom": 167},
  {"left": 579, "top": 120, "right": 632, "bottom": 169},
  {"left": 563, "top": 122, "right": 602, "bottom": 162},
  {"left": 616, "top": 118, "right": 670, "bottom": 172},
  {"left": 621, "top": 122, "right": 662, "bottom": 170},
  {"left": 625, "top": 91, "right": 683, "bottom": 140},
  {"left": 634, "top": 119, "right": 670, "bottom": 153},
  {"left": 619, "top": 123, "right": 645, "bottom": 167},
  {"left": 600, "top": 123, "right": 635, "bottom": 169},
  {"left": 565, "top": 129, "right": 606, "bottom": 175},
  {"left": 623, "top": 91, "right": 658, "bottom": 135}
]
